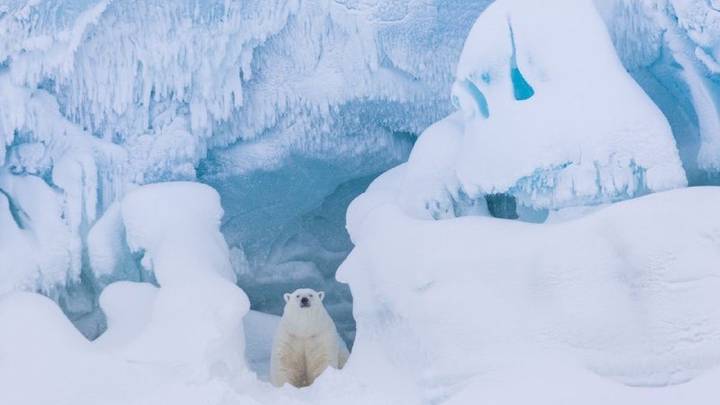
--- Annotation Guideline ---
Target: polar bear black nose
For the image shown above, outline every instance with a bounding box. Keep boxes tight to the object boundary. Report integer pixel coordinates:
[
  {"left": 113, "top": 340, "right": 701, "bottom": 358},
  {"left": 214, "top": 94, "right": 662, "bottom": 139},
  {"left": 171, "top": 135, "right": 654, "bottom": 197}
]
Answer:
[{"left": 300, "top": 297, "right": 309, "bottom": 306}]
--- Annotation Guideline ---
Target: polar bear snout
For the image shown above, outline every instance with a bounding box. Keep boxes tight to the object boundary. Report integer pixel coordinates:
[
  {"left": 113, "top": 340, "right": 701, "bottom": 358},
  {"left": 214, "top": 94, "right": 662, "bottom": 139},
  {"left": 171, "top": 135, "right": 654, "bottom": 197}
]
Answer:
[{"left": 300, "top": 297, "right": 310, "bottom": 307}]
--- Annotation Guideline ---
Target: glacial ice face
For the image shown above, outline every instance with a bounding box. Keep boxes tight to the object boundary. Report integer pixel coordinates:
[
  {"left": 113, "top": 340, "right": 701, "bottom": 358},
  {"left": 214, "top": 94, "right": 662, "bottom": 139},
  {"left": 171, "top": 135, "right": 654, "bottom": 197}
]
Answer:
[
  {"left": 0, "top": 0, "right": 489, "bottom": 338},
  {"left": 597, "top": 0, "right": 720, "bottom": 181},
  {"left": 0, "top": 0, "right": 719, "bottom": 346}
]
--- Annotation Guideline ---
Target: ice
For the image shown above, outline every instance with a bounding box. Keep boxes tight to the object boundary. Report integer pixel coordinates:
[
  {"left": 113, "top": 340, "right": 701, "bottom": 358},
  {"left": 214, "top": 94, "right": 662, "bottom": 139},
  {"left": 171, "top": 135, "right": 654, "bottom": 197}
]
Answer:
[
  {"left": 117, "top": 182, "right": 248, "bottom": 367},
  {"left": 2, "top": 0, "right": 718, "bottom": 341},
  {"left": 439, "top": 0, "right": 687, "bottom": 210},
  {"left": 243, "top": 310, "right": 281, "bottom": 381},
  {"left": 87, "top": 202, "right": 139, "bottom": 280},
  {"left": 1, "top": 0, "right": 720, "bottom": 404},
  {"left": 0, "top": 0, "right": 488, "bottom": 339},
  {"left": 598, "top": 0, "right": 720, "bottom": 179},
  {"left": 0, "top": 170, "right": 74, "bottom": 294}
]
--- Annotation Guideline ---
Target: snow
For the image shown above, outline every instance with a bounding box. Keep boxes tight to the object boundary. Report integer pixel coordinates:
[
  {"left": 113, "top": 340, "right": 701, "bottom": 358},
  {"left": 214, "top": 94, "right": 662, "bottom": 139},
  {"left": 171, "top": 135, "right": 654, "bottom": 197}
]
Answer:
[
  {"left": 340, "top": 173, "right": 720, "bottom": 401},
  {"left": 0, "top": 169, "right": 74, "bottom": 294},
  {"left": 3, "top": 183, "right": 719, "bottom": 404},
  {"left": 0, "top": 0, "right": 488, "bottom": 339},
  {"left": 117, "top": 182, "right": 248, "bottom": 367},
  {"left": 598, "top": 0, "right": 720, "bottom": 179},
  {"left": 1, "top": 0, "right": 720, "bottom": 404},
  {"left": 447, "top": 0, "right": 688, "bottom": 209},
  {"left": 87, "top": 202, "right": 137, "bottom": 279}
]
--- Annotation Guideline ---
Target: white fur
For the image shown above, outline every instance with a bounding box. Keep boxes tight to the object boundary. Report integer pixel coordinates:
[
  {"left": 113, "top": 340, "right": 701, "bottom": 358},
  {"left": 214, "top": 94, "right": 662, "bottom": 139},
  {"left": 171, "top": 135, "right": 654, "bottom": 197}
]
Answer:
[{"left": 270, "top": 288, "right": 349, "bottom": 387}]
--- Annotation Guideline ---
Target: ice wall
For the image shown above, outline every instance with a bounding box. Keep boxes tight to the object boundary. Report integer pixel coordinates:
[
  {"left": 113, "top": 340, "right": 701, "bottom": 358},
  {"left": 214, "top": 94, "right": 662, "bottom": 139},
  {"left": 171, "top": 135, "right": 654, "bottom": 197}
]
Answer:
[
  {"left": 0, "top": 0, "right": 490, "bottom": 338},
  {"left": 1, "top": 0, "right": 719, "bottom": 347},
  {"left": 597, "top": 0, "right": 720, "bottom": 182}
]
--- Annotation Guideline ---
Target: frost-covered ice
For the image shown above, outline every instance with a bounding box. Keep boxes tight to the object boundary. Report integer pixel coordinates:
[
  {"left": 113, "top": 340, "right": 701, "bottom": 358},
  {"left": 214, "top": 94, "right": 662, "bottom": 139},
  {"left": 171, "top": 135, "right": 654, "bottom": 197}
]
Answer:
[
  {"left": 1, "top": 0, "right": 720, "bottom": 404},
  {"left": 0, "top": 0, "right": 490, "bottom": 338},
  {"left": 598, "top": 0, "right": 720, "bottom": 179},
  {"left": 413, "top": 0, "right": 688, "bottom": 212},
  {"left": 2, "top": 0, "right": 720, "bottom": 333}
]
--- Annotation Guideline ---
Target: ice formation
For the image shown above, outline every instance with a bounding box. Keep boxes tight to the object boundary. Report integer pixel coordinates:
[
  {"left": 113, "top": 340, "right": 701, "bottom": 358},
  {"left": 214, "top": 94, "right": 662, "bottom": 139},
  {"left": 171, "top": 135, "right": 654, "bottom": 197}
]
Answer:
[
  {"left": 2, "top": 0, "right": 719, "bottom": 334},
  {"left": 0, "top": 0, "right": 720, "bottom": 404},
  {"left": 0, "top": 0, "right": 490, "bottom": 337},
  {"left": 403, "top": 0, "right": 689, "bottom": 214},
  {"left": 598, "top": 0, "right": 720, "bottom": 180}
]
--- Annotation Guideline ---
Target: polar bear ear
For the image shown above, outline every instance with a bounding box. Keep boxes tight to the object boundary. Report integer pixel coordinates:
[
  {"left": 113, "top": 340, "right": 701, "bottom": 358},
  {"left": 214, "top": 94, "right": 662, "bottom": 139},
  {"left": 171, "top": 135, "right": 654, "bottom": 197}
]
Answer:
[
  {"left": 318, "top": 291, "right": 325, "bottom": 301},
  {"left": 284, "top": 293, "right": 291, "bottom": 303}
]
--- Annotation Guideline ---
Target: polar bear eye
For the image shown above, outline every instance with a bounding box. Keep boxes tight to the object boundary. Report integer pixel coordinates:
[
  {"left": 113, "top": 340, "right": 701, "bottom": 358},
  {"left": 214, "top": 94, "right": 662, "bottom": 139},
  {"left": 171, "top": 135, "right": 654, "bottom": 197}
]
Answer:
[
  {"left": 309, "top": 294, "right": 313, "bottom": 298},
  {"left": 296, "top": 295, "right": 300, "bottom": 298}
]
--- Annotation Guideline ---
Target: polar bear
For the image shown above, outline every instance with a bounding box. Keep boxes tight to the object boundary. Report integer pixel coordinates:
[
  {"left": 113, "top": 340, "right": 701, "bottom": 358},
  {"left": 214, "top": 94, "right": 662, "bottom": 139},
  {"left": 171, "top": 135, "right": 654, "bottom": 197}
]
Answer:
[{"left": 270, "top": 288, "right": 349, "bottom": 387}]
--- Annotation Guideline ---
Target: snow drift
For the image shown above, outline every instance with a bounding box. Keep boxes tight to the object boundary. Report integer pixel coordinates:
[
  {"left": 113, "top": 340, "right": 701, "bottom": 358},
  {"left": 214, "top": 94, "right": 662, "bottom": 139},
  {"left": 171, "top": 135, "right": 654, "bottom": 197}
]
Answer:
[
  {"left": 2, "top": 182, "right": 720, "bottom": 405},
  {"left": 340, "top": 173, "right": 720, "bottom": 402}
]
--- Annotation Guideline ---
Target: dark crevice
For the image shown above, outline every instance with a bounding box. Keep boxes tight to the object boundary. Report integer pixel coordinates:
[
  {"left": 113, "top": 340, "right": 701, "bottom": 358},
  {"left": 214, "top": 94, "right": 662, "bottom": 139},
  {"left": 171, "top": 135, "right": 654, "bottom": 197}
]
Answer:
[{"left": 485, "top": 193, "right": 519, "bottom": 219}]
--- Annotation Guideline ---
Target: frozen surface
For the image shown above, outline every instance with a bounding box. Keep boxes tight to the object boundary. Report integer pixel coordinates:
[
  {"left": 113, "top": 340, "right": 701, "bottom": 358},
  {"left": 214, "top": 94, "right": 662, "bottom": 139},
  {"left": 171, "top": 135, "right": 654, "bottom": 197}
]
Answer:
[
  {"left": 340, "top": 173, "right": 720, "bottom": 401},
  {"left": 598, "top": 0, "right": 720, "bottom": 180},
  {"left": 244, "top": 310, "right": 281, "bottom": 381},
  {"left": 432, "top": 0, "right": 687, "bottom": 210},
  {"left": 1, "top": 0, "right": 720, "bottom": 404},
  {"left": 2, "top": 183, "right": 720, "bottom": 405},
  {"left": 0, "top": 0, "right": 490, "bottom": 339},
  {"left": 2, "top": 0, "right": 720, "bottom": 336}
]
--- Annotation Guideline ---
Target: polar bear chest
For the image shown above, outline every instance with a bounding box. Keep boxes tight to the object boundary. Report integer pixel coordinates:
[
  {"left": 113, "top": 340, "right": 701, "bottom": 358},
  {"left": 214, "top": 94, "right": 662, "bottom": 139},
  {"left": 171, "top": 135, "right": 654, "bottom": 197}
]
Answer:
[{"left": 279, "top": 334, "right": 330, "bottom": 387}]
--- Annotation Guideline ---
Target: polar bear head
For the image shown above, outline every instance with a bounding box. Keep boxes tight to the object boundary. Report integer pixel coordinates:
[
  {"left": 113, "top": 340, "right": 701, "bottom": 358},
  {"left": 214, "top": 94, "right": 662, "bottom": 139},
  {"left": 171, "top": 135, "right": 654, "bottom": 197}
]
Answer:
[
  {"left": 284, "top": 288, "right": 325, "bottom": 310},
  {"left": 281, "top": 288, "right": 331, "bottom": 336}
]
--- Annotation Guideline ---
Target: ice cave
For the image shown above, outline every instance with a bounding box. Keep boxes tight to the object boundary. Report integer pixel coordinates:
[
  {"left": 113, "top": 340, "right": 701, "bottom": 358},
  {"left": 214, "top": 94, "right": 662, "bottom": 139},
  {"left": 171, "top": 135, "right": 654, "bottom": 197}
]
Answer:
[{"left": 1, "top": 0, "right": 720, "bottom": 404}]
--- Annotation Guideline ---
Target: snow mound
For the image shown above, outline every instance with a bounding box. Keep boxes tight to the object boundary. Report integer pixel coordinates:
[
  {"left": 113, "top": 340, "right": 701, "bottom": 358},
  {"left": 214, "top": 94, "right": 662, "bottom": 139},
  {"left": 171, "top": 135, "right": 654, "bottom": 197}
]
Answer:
[
  {"left": 340, "top": 173, "right": 720, "bottom": 398},
  {"left": 117, "top": 182, "right": 248, "bottom": 368},
  {"left": 2, "top": 181, "right": 720, "bottom": 404}
]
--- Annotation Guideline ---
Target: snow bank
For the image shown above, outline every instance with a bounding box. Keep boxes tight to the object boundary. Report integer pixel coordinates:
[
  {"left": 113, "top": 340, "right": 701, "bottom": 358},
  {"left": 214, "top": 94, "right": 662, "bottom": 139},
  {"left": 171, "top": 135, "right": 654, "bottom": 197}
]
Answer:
[
  {"left": 339, "top": 171, "right": 720, "bottom": 400},
  {"left": 116, "top": 182, "right": 248, "bottom": 369},
  {"left": 0, "top": 182, "right": 253, "bottom": 405},
  {"left": 3, "top": 181, "right": 720, "bottom": 404}
]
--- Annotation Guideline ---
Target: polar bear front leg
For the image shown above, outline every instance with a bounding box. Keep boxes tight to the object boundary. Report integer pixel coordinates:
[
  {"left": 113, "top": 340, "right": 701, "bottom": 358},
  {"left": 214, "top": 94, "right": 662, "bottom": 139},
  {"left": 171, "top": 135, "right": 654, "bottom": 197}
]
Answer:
[
  {"left": 271, "top": 333, "right": 307, "bottom": 387},
  {"left": 305, "top": 331, "right": 341, "bottom": 384}
]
